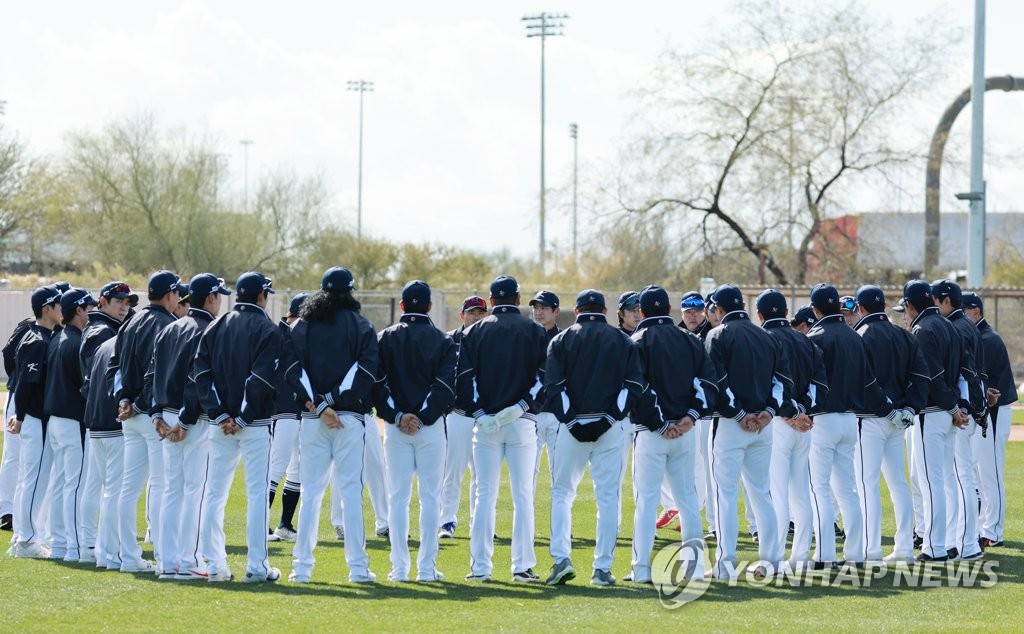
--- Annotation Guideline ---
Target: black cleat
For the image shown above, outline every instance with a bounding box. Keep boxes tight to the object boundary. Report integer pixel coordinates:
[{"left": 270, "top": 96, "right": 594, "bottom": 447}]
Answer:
[
  {"left": 916, "top": 552, "right": 948, "bottom": 563},
  {"left": 0, "top": 513, "right": 12, "bottom": 531}
]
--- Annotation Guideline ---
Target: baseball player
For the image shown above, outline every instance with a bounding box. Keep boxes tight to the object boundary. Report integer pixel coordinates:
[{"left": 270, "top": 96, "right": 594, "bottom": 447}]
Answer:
[
  {"left": 456, "top": 275, "right": 546, "bottom": 583},
  {"left": 7, "top": 285, "right": 63, "bottom": 558},
  {"left": 850, "top": 285, "right": 929, "bottom": 564},
  {"left": 932, "top": 279, "right": 985, "bottom": 561},
  {"left": 616, "top": 291, "right": 641, "bottom": 335},
  {"left": 194, "top": 271, "right": 282, "bottom": 583},
  {"left": 629, "top": 285, "right": 717, "bottom": 584},
  {"left": 172, "top": 284, "right": 190, "bottom": 319},
  {"left": 755, "top": 289, "right": 828, "bottom": 571},
  {"left": 704, "top": 284, "right": 787, "bottom": 578},
  {"left": 284, "top": 266, "right": 377, "bottom": 584},
  {"left": 839, "top": 296, "right": 858, "bottom": 328},
  {"left": 962, "top": 292, "right": 1018, "bottom": 548},
  {"left": 529, "top": 290, "right": 561, "bottom": 490},
  {"left": 614, "top": 291, "right": 646, "bottom": 529},
  {"left": 677, "top": 291, "right": 715, "bottom": 537},
  {"left": 699, "top": 293, "right": 723, "bottom": 541},
  {"left": 790, "top": 305, "right": 817, "bottom": 334},
  {"left": 900, "top": 280, "right": 971, "bottom": 562},
  {"left": 43, "top": 288, "right": 98, "bottom": 561},
  {"left": 150, "top": 273, "right": 231, "bottom": 579},
  {"left": 373, "top": 280, "right": 455, "bottom": 582},
  {"left": 438, "top": 295, "right": 487, "bottom": 539},
  {"left": 110, "top": 269, "right": 181, "bottom": 572},
  {"left": 543, "top": 289, "right": 644, "bottom": 586},
  {"left": 268, "top": 292, "right": 308, "bottom": 543}
]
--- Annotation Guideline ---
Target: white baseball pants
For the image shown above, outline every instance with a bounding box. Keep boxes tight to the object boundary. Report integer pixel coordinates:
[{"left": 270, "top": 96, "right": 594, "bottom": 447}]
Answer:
[
  {"left": 47, "top": 416, "right": 86, "bottom": 558},
  {"left": 118, "top": 412, "right": 162, "bottom": 567},
  {"left": 855, "top": 416, "right": 915, "bottom": 560},
  {"left": 946, "top": 418, "right": 982, "bottom": 558},
  {"left": 0, "top": 395, "right": 20, "bottom": 517},
  {"left": 12, "top": 414, "right": 51, "bottom": 546},
  {"left": 157, "top": 412, "right": 210, "bottom": 574},
  {"left": 809, "top": 412, "right": 864, "bottom": 564},
  {"left": 973, "top": 404, "right": 1011, "bottom": 542},
  {"left": 330, "top": 415, "right": 388, "bottom": 532},
  {"left": 533, "top": 411, "right": 558, "bottom": 490},
  {"left": 439, "top": 412, "right": 476, "bottom": 528},
  {"left": 909, "top": 411, "right": 955, "bottom": 559},
  {"left": 770, "top": 416, "right": 813, "bottom": 567},
  {"left": 81, "top": 432, "right": 124, "bottom": 567}
]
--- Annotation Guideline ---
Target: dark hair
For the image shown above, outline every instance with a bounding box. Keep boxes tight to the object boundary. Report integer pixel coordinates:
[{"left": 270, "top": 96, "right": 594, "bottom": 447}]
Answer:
[
  {"left": 816, "top": 304, "right": 841, "bottom": 317},
  {"left": 644, "top": 304, "right": 670, "bottom": 318},
  {"left": 32, "top": 306, "right": 43, "bottom": 319},
  {"left": 578, "top": 303, "right": 604, "bottom": 315},
  {"left": 300, "top": 289, "right": 361, "bottom": 323},
  {"left": 908, "top": 298, "right": 931, "bottom": 313},
  {"left": 491, "top": 293, "right": 520, "bottom": 307},
  {"left": 61, "top": 307, "right": 79, "bottom": 323}
]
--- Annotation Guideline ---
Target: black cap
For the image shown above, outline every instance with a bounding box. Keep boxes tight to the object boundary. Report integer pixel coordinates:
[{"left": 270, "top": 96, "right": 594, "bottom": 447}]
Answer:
[
  {"left": 903, "top": 279, "right": 932, "bottom": 310},
  {"left": 639, "top": 285, "right": 669, "bottom": 315},
  {"left": 810, "top": 283, "right": 840, "bottom": 311},
  {"left": 322, "top": 267, "right": 356, "bottom": 292},
  {"left": 289, "top": 292, "right": 310, "bottom": 315},
  {"left": 54, "top": 281, "right": 71, "bottom": 293},
  {"left": 59, "top": 288, "right": 98, "bottom": 312},
  {"left": 792, "top": 304, "right": 817, "bottom": 326},
  {"left": 930, "top": 279, "right": 962, "bottom": 304},
  {"left": 148, "top": 270, "right": 181, "bottom": 298},
  {"left": 176, "top": 283, "right": 191, "bottom": 305},
  {"left": 489, "top": 275, "right": 519, "bottom": 300},
  {"left": 99, "top": 281, "right": 139, "bottom": 305},
  {"left": 576, "top": 289, "right": 606, "bottom": 309},
  {"left": 189, "top": 273, "right": 231, "bottom": 306},
  {"left": 461, "top": 296, "right": 487, "bottom": 312},
  {"left": 617, "top": 291, "right": 640, "bottom": 311},
  {"left": 529, "top": 290, "right": 560, "bottom": 309},
  {"left": 31, "top": 285, "right": 62, "bottom": 313},
  {"left": 680, "top": 291, "right": 704, "bottom": 311},
  {"left": 236, "top": 271, "right": 274, "bottom": 300},
  {"left": 961, "top": 291, "right": 983, "bottom": 310},
  {"left": 401, "top": 280, "right": 431, "bottom": 309},
  {"left": 855, "top": 285, "right": 886, "bottom": 313},
  {"left": 711, "top": 284, "right": 744, "bottom": 312},
  {"left": 755, "top": 289, "right": 787, "bottom": 317}
]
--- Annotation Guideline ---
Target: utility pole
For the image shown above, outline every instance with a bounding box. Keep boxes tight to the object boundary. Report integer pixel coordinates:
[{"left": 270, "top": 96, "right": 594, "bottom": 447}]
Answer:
[
  {"left": 569, "top": 122, "right": 578, "bottom": 262},
  {"left": 962, "top": 0, "right": 987, "bottom": 287},
  {"left": 523, "top": 12, "right": 568, "bottom": 269},
  {"left": 240, "top": 139, "right": 253, "bottom": 212},
  {"left": 347, "top": 79, "right": 374, "bottom": 240}
]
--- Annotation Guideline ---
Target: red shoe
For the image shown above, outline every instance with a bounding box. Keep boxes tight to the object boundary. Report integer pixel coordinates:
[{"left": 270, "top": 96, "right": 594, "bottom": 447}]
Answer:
[{"left": 656, "top": 509, "right": 679, "bottom": 529}]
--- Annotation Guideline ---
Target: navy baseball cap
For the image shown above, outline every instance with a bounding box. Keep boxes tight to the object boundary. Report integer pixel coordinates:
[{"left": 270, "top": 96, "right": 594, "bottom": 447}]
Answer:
[
  {"left": 903, "top": 279, "right": 933, "bottom": 310},
  {"left": 235, "top": 271, "right": 274, "bottom": 299},
  {"left": 31, "top": 285, "right": 62, "bottom": 313},
  {"left": 322, "top": 267, "right": 356, "bottom": 292},
  {"left": 961, "top": 292, "right": 983, "bottom": 310},
  {"left": 639, "top": 285, "right": 670, "bottom": 315},
  {"left": 148, "top": 270, "right": 181, "bottom": 298},
  {"left": 704, "top": 292, "right": 717, "bottom": 311},
  {"left": 529, "top": 290, "right": 560, "bottom": 309},
  {"left": 54, "top": 281, "right": 71, "bottom": 294},
  {"left": 176, "top": 283, "right": 190, "bottom": 305},
  {"left": 402, "top": 280, "right": 431, "bottom": 309},
  {"left": 289, "top": 292, "right": 310, "bottom": 315},
  {"left": 59, "top": 288, "right": 98, "bottom": 313},
  {"left": 617, "top": 291, "right": 640, "bottom": 311},
  {"left": 680, "top": 291, "right": 704, "bottom": 311},
  {"left": 755, "top": 289, "right": 787, "bottom": 317},
  {"left": 855, "top": 285, "right": 886, "bottom": 313},
  {"left": 712, "top": 284, "right": 744, "bottom": 312},
  {"left": 930, "top": 279, "right": 962, "bottom": 304},
  {"left": 791, "top": 304, "right": 817, "bottom": 326},
  {"left": 892, "top": 298, "right": 907, "bottom": 313},
  {"left": 489, "top": 275, "right": 519, "bottom": 300},
  {"left": 810, "top": 283, "right": 840, "bottom": 311},
  {"left": 99, "top": 281, "right": 139, "bottom": 305},
  {"left": 188, "top": 273, "right": 231, "bottom": 305},
  {"left": 461, "top": 296, "right": 487, "bottom": 312},
  {"left": 576, "top": 289, "right": 606, "bottom": 309}
]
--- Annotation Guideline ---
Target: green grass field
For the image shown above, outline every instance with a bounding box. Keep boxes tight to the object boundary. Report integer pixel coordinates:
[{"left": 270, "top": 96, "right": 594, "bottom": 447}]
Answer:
[{"left": 1, "top": 440, "right": 1022, "bottom": 632}]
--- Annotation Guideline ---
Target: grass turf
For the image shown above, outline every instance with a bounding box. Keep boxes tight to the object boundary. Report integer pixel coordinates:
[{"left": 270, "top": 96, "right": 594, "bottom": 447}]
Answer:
[{"left": 0, "top": 437, "right": 1021, "bottom": 632}]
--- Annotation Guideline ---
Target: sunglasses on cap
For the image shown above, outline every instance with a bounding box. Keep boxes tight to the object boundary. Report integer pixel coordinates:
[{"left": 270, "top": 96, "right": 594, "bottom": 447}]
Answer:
[
  {"left": 462, "top": 297, "right": 487, "bottom": 311},
  {"left": 102, "top": 283, "right": 131, "bottom": 296},
  {"left": 681, "top": 297, "right": 705, "bottom": 310},
  {"left": 840, "top": 297, "right": 856, "bottom": 312}
]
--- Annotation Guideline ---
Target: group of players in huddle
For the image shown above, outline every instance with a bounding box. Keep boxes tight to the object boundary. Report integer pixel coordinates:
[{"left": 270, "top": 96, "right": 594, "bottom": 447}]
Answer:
[{"left": 0, "top": 267, "right": 1016, "bottom": 586}]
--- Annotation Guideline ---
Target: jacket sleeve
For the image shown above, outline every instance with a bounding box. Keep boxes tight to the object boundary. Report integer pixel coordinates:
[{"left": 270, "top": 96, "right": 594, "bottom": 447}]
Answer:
[
  {"left": 525, "top": 327, "right": 548, "bottom": 413},
  {"left": 612, "top": 339, "right": 646, "bottom": 420},
  {"left": 193, "top": 323, "right": 228, "bottom": 423},
  {"left": 417, "top": 335, "right": 457, "bottom": 426},
  {"left": 690, "top": 342, "right": 721, "bottom": 420},
  {"left": 705, "top": 331, "right": 744, "bottom": 421},
  {"left": 915, "top": 328, "right": 960, "bottom": 414},
  {"left": 542, "top": 334, "right": 573, "bottom": 424},
  {"left": 3, "top": 321, "right": 30, "bottom": 379},
  {"left": 113, "top": 328, "right": 142, "bottom": 408},
  {"left": 321, "top": 322, "right": 377, "bottom": 415},
  {"left": 13, "top": 338, "right": 44, "bottom": 421},
  {"left": 904, "top": 336, "right": 931, "bottom": 414},
  {"left": 238, "top": 324, "right": 282, "bottom": 426},
  {"left": 807, "top": 344, "right": 829, "bottom": 415},
  {"left": 771, "top": 338, "right": 797, "bottom": 419},
  {"left": 144, "top": 338, "right": 160, "bottom": 416},
  {"left": 371, "top": 331, "right": 399, "bottom": 424},
  {"left": 454, "top": 326, "right": 481, "bottom": 417}
]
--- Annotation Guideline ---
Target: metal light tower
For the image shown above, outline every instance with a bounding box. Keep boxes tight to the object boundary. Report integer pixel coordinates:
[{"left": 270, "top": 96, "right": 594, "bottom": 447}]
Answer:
[
  {"left": 523, "top": 12, "right": 568, "bottom": 268},
  {"left": 569, "top": 122, "right": 578, "bottom": 262},
  {"left": 347, "top": 79, "right": 374, "bottom": 240},
  {"left": 963, "top": 0, "right": 987, "bottom": 287},
  {"left": 240, "top": 139, "right": 253, "bottom": 212}
]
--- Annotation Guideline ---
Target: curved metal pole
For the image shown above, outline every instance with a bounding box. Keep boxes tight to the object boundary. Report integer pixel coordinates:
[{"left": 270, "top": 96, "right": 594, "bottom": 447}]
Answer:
[{"left": 924, "top": 75, "right": 1023, "bottom": 275}]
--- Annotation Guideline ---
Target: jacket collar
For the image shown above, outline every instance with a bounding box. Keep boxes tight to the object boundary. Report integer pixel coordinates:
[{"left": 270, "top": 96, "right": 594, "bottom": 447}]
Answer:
[
  {"left": 947, "top": 308, "right": 966, "bottom": 322},
  {"left": 233, "top": 302, "right": 269, "bottom": 319},
  {"left": 491, "top": 305, "right": 520, "bottom": 316},
  {"left": 634, "top": 315, "right": 674, "bottom": 333},
  {"left": 188, "top": 308, "right": 215, "bottom": 323},
  {"left": 399, "top": 313, "right": 433, "bottom": 326},
  {"left": 853, "top": 312, "right": 888, "bottom": 329},
  {"left": 142, "top": 304, "right": 174, "bottom": 318},
  {"left": 575, "top": 313, "right": 608, "bottom": 325},
  {"left": 721, "top": 310, "right": 750, "bottom": 324},
  {"left": 760, "top": 317, "right": 789, "bottom": 330},
  {"left": 87, "top": 310, "right": 122, "bottom": 328},
  {"left": 977, "top": 318, "right": 990, "bottom": 331},
  {"left": 910, "top": 305, "right": 939, "bottom": 329}
]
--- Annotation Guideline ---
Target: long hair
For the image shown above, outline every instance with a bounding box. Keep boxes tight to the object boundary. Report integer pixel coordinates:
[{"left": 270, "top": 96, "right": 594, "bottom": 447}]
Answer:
[{"left": 300, "top": 289, "right": 361, "bottom": 323}]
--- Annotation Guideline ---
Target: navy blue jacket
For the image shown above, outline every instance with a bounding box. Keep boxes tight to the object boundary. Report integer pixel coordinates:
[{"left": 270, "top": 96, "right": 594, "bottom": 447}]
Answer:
[
  {"left": 284, "top": 306, "right": 378, "bottom": 419},
  {"left": 909, "top": 306, "right": 967, "bottom": 414},
  {"left": 455, "top": 305, "right": 547, "bottom": 418},
  {"left": 273, "top": 319, "right": 302, "bottom": 418},
  {"left": 13, "top": 325, "right": 56, "bottom": 421},
  {"left": 977, "top": 319, "right": 1018, "bottom": 407},
  {"left": 948, "top": 309, "right": 987, "bottom": 416},
  {"left": 43, "top": 324, "right": 87, "bottom": 422},
  {"left": 110, "top": 304, "right": 176, "bottom": 414},
  {"left": 148, "top": 308, "right": 215, "bottom": 426},
  {"left": 3, "top": 318, "right": 33, "bottom": 390},
  {"left": 80, "top": 311, "right": 121, "bottom": 380},
  {"left": 762, "top": 318, "right": 829, "bottom": 417},
  {"left": 83, "top": 337, "right": 120, "bottom": 436},
  {"left": 447, "top": 325, "right": 468, "bottom": 416},
  {"left": 705, "top": 311, "right": 792, "bottom": 420},
  {"left": 807, "top": 314, "right": 886, "bottom": 416},
  {"left": 543, "top": 313, "right": 645, "bottom": 440},
  {"left": 631, "top": 315, "right": 718, "bottom": 434},
  {"left": 194, "top": 302, "right": 282, "bottom": 427},
  {"left": 854, "top": 313, "right": 930, "bottom": 415},
  {"left": 373, "top": 314, "right": 456, "bottom": 426}
]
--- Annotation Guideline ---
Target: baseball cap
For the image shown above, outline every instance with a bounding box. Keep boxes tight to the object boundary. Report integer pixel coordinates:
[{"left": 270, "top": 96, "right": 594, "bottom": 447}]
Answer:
[
  {"left": 54, "top": 281, "right": 71, "bottom": 294},
  {"left": 704, "top": 292, "right": 717, "bottom": 311},
  {"left": 235, "top": 271, "right": 275, "bottom": 300},
  {"left": 31, "top": 285, "right": 62, "bottom": 313},
  {"left": 855, "top": 285, "right": 886, "bottom": 313},
  {"left": 289, "top": 292, "right": 310, "bottom": 316},
  {"left": 892, "top": 298, "right": 907, "bottom": 313},
  {"left": 401, "top": 280, "right": 431, "bottom": 309},
  {"left": 617, "top": 291, "right": 640, "bottom": 311},
  {"left": 188, "top": 273, "right": 231, "bottom": 305},
  {"left": 529, "top": 290, "right": 560, "bottom": 309},
  {"left": 840, "top": 295, "right": 857, "bottom": 312},
  {"left": 810, "top": 283, "right": 840, "bottom": 311},
  {"left": 680, "top": 291, "right": 705, "bottom": 311},
  {"left": 322, "top": 267, "right": 356, "bottom": 292},
  {"left": 930, "top": 279, "right": 962, "bottom": 304},
  {"left": 791, "top": 304, "right": 817, "bottom": 326},
  {"left": 711, "top": 284, "right": 744, "bottom": 312},
  {"left": 99, "top": 281, "right": 139, "bottom": 305},
  {"left": 576, "top": 289, "right": 606, "bottom": 309},
  {"left": 902, "top": 279, "right": 933, "bottom": 310},
  {"left": 490, "top": 275, "right": 519, "bottom": 301},
  {"left": 755, "top": 289, "right": 787, "bottom": 317},
  {"left": 148, "top": 270, "right": 181, "bottom": 298},
  {"left": 176, "top": 283, "right": 190, "bottom": 305},
  {"left": 461, "top": 296, "right": 487, "bottom": 312},
  {"left": 59, "top": 288, "right": 98, "bottom": 313},
  {"left": 961, "top": 291, "right": 983, "bottom": 310},
  {"left": 639, "top": 285, "right": 669, "bottom": 315}
]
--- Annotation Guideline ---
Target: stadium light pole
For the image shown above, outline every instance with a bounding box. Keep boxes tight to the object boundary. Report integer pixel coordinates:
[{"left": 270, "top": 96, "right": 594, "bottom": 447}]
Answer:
[
  {"left": 523, "top": 12, "right": 568, "bottom": 269},
  {"left": 347, "top": 79, "right": 374, "bottom": 240},
  {"left": 963, "top": 0, "right": 987, "bottom": 287},
  {"left": 569, "top": 122, "right": 578, "bottom": 263},
  {"left": 240, "top": 139, "right": 253, "bottom": 212}
]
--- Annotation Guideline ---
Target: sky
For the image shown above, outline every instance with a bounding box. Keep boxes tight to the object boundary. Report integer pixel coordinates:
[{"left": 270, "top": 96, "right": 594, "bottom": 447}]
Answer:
[{"left": 1, "top": 0, "right": 1022, "bottom": 257}]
